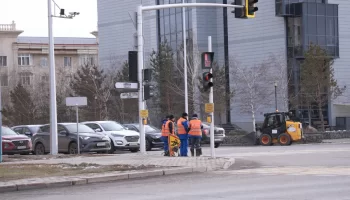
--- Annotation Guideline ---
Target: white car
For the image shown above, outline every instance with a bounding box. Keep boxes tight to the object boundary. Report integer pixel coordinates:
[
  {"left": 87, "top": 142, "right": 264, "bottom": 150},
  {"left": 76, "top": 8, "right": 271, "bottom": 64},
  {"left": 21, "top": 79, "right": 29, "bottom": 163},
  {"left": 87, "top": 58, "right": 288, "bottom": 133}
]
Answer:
[{"left": 82, "top": 121, "right": 140, "bottom": 153}]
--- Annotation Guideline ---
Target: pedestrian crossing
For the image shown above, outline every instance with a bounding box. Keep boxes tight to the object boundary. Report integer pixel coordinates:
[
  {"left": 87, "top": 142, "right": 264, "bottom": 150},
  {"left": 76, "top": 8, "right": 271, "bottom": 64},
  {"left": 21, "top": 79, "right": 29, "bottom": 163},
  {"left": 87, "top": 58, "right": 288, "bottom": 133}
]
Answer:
[{"left": 214, "top": 166, "right": 350, "bottom": 177}]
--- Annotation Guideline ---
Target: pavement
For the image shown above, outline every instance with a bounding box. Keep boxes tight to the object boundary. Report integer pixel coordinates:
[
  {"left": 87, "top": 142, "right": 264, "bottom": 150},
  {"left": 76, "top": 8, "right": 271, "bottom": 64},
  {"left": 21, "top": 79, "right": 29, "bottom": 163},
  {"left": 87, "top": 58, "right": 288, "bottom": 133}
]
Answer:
[{"left": 0, "top": 152, "right": 232, "bottom": 193}]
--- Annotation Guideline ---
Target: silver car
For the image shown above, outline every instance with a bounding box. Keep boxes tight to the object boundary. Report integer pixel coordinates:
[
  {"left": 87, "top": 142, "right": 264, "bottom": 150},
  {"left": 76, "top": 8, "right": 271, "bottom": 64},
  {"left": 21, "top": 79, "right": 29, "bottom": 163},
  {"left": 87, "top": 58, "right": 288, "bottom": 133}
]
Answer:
[{"left": 31, "top": 123, "right": 111, "bottom": 154}]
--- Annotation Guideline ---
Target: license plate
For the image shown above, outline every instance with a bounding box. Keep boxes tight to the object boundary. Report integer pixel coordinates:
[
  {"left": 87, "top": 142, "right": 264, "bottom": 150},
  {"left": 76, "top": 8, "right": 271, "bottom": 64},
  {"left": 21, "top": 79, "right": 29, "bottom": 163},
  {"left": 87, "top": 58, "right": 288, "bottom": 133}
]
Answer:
[
  {"left": 17, "top": 146, "right": 26, "bottom": 149},
  {"left": 129, "top": 142, "right": 138, "bottom": 146},
  {"left": 96, "top": 142, "right": 106, "bottom": 147}
]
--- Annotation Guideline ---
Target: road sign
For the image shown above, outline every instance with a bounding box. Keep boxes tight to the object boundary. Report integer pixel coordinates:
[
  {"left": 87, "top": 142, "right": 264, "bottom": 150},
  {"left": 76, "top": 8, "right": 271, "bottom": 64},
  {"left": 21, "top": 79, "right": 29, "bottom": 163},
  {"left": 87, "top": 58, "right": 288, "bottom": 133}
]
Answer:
[
  {"left": 205, "top": 103, "right": 214, "bottom": 113},
  {"left": 65, "top": 97, "right": 88, "bottom": 106},
  {"left": 115, "top": 82, "right": 138, "bottom": 89},
  {"left": 120, "top": 92, "right": 138, "bottom": 99},
  {"left": 140, "top": 110, "right": 149, "bottom": 118}
]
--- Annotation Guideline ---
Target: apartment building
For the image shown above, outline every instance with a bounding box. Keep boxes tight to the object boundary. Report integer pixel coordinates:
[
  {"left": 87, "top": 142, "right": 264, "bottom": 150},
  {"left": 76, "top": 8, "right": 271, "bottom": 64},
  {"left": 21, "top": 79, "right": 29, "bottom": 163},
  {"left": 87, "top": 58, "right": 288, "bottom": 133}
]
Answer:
[{"left": 0, "top": 21, "right": 98, "bottom": 107}]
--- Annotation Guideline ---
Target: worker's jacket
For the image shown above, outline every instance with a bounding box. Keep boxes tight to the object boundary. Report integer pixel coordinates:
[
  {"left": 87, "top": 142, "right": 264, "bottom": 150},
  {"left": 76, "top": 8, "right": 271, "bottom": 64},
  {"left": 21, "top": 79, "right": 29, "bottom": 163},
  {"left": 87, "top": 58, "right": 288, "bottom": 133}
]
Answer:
[
  {"left": 188, "top": 119, "right": 202, "bottom": 137},
  {"left": 162, "top": 120, "right": 175, "bottom": 136}
]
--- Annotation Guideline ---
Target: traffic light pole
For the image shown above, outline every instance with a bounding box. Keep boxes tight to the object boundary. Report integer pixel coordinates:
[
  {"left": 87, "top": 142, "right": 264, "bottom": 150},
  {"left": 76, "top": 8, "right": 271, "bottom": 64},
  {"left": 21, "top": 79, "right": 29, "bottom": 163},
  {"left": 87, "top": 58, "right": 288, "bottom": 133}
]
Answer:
[
  {"left": 208, "top": 36, "right": 215, "bottom": 158},
  {"left": 137, "top": 2, "right": 243, "bottom": 154}
]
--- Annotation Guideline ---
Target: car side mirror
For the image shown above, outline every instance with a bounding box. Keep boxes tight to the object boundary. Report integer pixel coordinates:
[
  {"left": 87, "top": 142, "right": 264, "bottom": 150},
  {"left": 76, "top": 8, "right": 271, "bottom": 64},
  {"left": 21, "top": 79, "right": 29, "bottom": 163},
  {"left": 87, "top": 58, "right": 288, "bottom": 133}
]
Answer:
[
  {"left": 24, "top": 132, "right": 32, "bottom": 136},
  {"left": 94, "top": 128, "right": 102, "bottom": 132},
  {"left": 125, "top": 127, "right": 129, "bottom": 130},
  {"left": 59, "top": 131, "right": 68, "bottom": 136}
]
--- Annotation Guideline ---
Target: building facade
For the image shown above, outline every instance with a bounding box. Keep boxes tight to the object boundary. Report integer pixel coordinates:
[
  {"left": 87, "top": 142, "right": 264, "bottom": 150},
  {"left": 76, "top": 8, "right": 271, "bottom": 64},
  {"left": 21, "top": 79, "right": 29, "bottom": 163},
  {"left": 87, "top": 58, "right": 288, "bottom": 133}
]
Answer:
[
  {"left": 97, "top": 0, "right": 350, "bottom": 131},
  {"left": 0, "top": 21, "right": 98, "bottom": 107}
]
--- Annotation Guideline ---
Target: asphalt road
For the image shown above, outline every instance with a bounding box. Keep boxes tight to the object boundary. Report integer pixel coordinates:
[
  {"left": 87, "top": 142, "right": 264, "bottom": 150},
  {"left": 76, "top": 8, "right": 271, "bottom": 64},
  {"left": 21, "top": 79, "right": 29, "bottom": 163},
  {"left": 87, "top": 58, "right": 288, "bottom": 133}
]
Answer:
[{"left": 3, "top": 141, "right": 350, "bottom": 199}]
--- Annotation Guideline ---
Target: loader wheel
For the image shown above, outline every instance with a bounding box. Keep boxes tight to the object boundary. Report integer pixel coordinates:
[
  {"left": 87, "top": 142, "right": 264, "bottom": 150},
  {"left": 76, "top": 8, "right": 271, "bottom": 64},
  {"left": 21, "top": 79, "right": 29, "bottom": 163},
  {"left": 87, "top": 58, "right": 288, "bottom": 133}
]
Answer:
[
  {"left": 278, "top": 133, "right": 291, "bottom": 146},
  {"left": 259, "top": 134, "right": 272, "bottom": 146}
]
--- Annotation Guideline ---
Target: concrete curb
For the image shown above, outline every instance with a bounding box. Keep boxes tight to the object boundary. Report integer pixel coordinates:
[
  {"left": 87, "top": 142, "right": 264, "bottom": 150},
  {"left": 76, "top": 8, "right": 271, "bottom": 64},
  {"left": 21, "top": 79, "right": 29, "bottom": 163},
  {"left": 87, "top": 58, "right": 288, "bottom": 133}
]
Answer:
[
  {"left": 0, "top": 167, "right": 210, "bottom": 193},
  {"left": 223, "top": 158, "right": 236, "bottom": 170}
]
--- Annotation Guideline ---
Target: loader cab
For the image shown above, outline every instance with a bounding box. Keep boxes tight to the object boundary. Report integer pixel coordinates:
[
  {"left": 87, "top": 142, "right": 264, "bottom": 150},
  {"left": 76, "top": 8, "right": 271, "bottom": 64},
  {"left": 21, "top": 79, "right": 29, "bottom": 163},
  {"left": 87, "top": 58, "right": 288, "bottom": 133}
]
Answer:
[{"left": 262, "top": 112, "right": 289, "bottom": 130}]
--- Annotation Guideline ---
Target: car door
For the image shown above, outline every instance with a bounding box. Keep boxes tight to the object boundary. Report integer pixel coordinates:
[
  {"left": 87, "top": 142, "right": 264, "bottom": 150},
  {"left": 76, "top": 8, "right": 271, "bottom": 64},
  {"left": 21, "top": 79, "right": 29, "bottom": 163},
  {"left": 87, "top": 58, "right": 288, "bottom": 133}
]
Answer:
[
  {"left": 58, "top": 125, "right": 70, "bottom": 152},
  {"left": 36, "top": 125, "right": 51, "bottom": 153}
]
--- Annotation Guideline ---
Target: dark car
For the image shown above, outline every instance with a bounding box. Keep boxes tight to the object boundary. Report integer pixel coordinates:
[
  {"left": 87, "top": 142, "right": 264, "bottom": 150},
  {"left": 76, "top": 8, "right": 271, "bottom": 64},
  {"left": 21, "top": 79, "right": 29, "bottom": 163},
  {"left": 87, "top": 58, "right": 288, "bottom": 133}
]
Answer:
[
  {"left": 200, "top": 123, "right": 226, "bottom": 148},
  {"left": 123, "top": 123, "right": 163, "bottom": 151},
  {"left": 12, "top": 124, "right": 43, "bottom": 138},
  {"left": 2, "top": 126, "right": 32, "bottom": 155},
  {"left": 31, "top": 123, "right": 111, "bottom": 155}
]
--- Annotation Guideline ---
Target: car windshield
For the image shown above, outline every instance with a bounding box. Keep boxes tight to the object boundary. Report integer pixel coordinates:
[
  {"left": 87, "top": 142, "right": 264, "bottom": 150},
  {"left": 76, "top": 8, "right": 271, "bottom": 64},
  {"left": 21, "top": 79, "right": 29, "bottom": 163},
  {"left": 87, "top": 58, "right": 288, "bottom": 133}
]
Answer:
[
  {"left": 144, "top": 125, "right": 159, "bottom": 133},
  {"left": 29, "top": 126, "right": 41, "bottom": 133},
  {"left": 100, "top": 122, "right": 125, "bottom": 131},
  {"left": 65, "top": 124, "right": 94, "bottom": 133},
  {"left": 2, "top": 126, "right": 19, "bottom": 136}
]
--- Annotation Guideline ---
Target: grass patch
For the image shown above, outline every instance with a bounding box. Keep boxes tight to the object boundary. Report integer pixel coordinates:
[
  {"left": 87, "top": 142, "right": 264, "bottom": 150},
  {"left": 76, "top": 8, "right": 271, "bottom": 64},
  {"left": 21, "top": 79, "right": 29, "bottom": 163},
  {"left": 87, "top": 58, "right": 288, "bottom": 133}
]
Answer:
[{"left": 0, "top": 163, "right": 155, "bottom": 181}]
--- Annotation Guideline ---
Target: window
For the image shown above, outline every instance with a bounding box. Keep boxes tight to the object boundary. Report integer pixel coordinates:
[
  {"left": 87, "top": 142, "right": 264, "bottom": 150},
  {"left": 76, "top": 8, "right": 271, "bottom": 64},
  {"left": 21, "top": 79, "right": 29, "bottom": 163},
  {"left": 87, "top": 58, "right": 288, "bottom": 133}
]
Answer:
[
  {"left": 13, "top": 127, "right": 23, "bottom": 134},
  {"left": 79, "top": 55, "right": 95, "bottom": 66},
  {"left": 20, "top": 73, "right": 33, "bottom": 85},
  {"left": 100, "top": 122, "right": 125, "bottom": 131},
  {"left": 40, "top": 57, "right": 48, "bottom": 67},
  {"left": 1, "top": 75, "right": 8, "bottom": 86},
  {"left": 41, "top": 75, "right": 49, "bottom": 82},
  {"left": 0, "top": 56, "right": 7, "bottom": 67},
  {"left": 18, "top": 54, "right": 32, "bottom": 66},
  {"left": 64, "top": 57, "right": 72, "bottom": 67}
]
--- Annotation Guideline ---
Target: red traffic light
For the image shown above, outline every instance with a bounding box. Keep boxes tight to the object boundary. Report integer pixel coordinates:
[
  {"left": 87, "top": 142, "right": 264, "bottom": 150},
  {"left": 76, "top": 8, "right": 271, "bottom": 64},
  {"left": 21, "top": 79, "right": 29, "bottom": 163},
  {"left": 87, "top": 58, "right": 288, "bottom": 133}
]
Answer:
[{"left": 204, "top": 73, "right": 213, "bottom": 81}]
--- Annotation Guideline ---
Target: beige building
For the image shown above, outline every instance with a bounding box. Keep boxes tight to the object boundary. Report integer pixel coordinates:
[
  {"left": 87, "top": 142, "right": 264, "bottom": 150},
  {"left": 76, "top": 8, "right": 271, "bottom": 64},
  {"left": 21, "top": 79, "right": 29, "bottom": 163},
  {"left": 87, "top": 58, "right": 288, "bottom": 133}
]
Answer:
[{"left": 0, "top": 21, "right": 98, "bottom": 106}]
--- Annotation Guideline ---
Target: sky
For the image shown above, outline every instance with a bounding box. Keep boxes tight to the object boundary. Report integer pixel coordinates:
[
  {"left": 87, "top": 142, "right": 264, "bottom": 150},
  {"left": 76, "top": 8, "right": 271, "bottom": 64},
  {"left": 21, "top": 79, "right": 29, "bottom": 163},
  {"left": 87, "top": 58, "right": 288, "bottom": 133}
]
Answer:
[{"left": 1, "top": 0, "right": 97, "bottom": 38}]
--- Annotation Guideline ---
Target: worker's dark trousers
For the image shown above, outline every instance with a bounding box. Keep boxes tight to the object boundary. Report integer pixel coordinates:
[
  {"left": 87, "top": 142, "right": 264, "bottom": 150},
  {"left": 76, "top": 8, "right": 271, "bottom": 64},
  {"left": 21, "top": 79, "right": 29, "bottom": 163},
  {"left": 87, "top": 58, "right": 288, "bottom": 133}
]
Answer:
[
  {"left": 189, "top": 136, "right": 202, "bottom": 156},
  {"left": 178, "top": 134, "right": 188, "bottom": 156},
  {"left": 161, "top": 136, "right": 169, "bottom": 156}
]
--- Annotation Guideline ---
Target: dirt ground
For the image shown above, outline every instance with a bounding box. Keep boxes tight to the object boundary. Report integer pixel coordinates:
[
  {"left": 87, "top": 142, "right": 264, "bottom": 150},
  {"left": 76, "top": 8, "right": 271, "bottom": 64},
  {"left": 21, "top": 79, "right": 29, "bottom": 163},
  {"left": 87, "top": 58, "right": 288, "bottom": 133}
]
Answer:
[
  {"left": 2, "top": 153, "right": 110, "bottom": 163},
  {"left": 0, "top": 163, "right": 156, "bottom": 181}
]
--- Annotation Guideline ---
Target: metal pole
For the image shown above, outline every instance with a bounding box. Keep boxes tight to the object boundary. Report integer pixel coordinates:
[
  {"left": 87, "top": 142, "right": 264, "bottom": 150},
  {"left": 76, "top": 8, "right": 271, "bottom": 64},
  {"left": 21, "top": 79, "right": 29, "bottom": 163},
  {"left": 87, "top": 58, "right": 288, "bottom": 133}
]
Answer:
[
  {"left": 182, "top": 0, "right": 188, "bottom": 114},
  {"left": 137, "top": 5, "right": 146, "bottom": 154},
  {"left": 48, "top": 0, "right": 58, "bottom": 155},
  {"left": 0, "top": 84, "right": 2, "bottom": 163},
  {"left": 76, "top": 106, "right": 80, "bottom": 154},
  {"left": 275, "top": 82, "right": 278, "bottom": 111},
  {"left": 208, "top": 36, "right": 215, "bottom": 158}
]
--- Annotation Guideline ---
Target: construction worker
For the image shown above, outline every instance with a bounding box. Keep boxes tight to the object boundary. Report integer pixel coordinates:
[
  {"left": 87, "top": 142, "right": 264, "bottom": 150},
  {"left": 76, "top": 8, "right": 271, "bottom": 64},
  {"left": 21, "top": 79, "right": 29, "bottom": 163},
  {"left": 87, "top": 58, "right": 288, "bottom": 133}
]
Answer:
[
  {"left": 163, "top": 115, "right": 175, "bottom": 156},
  {"left": 188, "top": 114, "right": 203, "bottom": 157},
  {"left": 161, "top": 115, "right": 170, "bottom": 155},
  {"left": 177, "top": 112, "right": 189, "bottom": 156}
]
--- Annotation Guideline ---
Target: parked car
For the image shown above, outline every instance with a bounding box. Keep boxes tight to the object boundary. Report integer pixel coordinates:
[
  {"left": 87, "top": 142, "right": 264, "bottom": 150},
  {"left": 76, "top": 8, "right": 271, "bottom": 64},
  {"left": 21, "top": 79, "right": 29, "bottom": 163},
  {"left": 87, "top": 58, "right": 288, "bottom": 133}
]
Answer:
[
  {"left": 2, "top": 126, "right": 32, "bottom": 155},
  {"left": 82, "top": 121, "right": 140, "bottom": 153},
  {"left": 201, "top": 123, "right": 226, "bottom": 148},
  {"left": 123, "top": 123, "right": 163, "bottom": 151},
  {"left": 31, "top": 123, "right": 111, "bottom": 155},
  {"left": 12, "top": 124, "right": 43, "bottom": 138}
]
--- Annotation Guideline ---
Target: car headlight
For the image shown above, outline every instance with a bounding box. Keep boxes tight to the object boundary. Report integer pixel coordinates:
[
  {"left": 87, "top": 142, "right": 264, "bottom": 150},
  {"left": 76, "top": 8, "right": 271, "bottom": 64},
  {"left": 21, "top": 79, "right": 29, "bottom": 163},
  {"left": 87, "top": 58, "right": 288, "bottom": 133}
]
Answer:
[
  {"left": 151, "top": 135, "right": 160, "bottom": 139},
  {"left": 111, "top": 134, "right": 124, "bottom": 137},
  {"left": 80, "top": 136, "right": 90, "bottom": 140}
]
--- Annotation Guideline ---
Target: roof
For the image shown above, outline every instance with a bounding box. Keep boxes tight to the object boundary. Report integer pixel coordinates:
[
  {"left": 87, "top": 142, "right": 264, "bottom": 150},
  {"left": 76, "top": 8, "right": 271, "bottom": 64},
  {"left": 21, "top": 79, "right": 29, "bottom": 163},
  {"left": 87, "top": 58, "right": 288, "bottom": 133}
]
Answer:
[
  {"left": 81, "top": 121, "right": 116, "bottom": 124},
  {"left": 12, "top": 124, "right": 43, "bottom": 128},
  {"left": 16, "top": 36, "right": 97, "bottom": 45}
]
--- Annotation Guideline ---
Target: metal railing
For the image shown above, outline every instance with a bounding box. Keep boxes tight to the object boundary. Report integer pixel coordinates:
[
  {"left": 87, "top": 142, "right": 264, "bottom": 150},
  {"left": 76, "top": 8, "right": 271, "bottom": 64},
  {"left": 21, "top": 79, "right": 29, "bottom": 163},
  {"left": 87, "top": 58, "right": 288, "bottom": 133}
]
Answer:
[{"left": 0, "top": 21, "right": 16, "bottom": 31}]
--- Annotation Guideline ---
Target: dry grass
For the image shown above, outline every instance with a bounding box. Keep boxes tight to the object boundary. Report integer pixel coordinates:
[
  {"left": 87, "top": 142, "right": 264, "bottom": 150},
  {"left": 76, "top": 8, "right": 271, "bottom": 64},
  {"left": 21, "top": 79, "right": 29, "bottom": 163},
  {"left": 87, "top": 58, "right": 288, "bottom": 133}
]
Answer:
[{"left": 0, "top": 163, "right": 155, "bottom": 181}]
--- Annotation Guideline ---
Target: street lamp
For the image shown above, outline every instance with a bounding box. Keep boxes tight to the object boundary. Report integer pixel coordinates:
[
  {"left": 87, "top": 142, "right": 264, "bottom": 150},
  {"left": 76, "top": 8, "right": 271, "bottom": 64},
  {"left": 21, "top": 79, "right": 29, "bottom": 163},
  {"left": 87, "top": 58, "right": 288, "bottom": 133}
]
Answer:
[
  {"left": 48, "top": 0, "right": 79, "bottom": 155},
  {"left": 182, "top": 0, "right": 188, "bottom": 114},
  {"left": 274, "top": 81, "right": 278, "bottom": 112}
]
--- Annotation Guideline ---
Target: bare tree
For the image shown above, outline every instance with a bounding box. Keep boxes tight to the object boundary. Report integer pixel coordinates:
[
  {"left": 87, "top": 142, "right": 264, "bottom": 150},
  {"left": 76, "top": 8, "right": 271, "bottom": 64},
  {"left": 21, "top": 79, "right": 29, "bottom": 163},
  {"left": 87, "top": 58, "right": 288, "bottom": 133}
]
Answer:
[{"left": 231, "top": 60, "right": 275, "bottom": 132}]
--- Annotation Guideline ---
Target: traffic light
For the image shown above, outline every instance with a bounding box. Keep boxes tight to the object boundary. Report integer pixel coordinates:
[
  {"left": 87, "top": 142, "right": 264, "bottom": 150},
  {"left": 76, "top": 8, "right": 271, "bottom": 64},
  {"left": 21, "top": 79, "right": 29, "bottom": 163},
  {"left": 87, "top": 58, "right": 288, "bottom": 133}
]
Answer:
[
  {"left": 232, "top": 0, "right": 245, "bottom": 18},
  {"left": 202, "top": 72, "right": 213, "bottom": 92},
  {"left": 245, "top": 0, "right": 258, "bottom": 18},
  {"left": 144, "top": 84, "right": 154, "bottom": 100},
  {"left": 201, "top": 52, "right": 214, "bottom": 70},
  {"left": 128, "top": 51, "right": 138, "bottom": 82}
]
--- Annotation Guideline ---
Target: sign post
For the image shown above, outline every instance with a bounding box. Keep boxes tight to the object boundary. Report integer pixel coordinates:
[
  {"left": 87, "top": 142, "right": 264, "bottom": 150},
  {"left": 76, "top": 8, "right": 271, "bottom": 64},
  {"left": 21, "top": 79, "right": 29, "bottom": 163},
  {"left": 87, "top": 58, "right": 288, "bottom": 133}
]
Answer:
[{"left": 65, "top": 97, "right": 87, "bottom": 154}]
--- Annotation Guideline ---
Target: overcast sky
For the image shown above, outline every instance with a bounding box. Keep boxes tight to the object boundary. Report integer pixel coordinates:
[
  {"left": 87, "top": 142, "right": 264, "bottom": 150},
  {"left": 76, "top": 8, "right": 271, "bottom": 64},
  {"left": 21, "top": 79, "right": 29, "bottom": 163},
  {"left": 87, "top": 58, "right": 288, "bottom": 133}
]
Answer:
[{"left": 1, "top": 0, "right": 97, "bottom": 38}]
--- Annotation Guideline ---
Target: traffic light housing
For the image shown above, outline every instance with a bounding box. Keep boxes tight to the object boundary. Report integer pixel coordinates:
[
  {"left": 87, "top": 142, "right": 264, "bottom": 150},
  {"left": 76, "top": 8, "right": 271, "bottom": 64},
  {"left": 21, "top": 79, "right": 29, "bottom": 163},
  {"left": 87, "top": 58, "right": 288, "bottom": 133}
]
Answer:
[
  {"left": 202, "top": 72, "right": 213, "bottom": 92},
  {"left": 128, "top": 51, "right": 138, "bottom": 82},
  {"left": 232, "top": 0, "right": 245, "bottom": 18},
  {"left": 245, "top": 0, "right": 258, "bottom": 18},
  {"left": 144, "top": 84, "right": 154, "bottom": 100}
]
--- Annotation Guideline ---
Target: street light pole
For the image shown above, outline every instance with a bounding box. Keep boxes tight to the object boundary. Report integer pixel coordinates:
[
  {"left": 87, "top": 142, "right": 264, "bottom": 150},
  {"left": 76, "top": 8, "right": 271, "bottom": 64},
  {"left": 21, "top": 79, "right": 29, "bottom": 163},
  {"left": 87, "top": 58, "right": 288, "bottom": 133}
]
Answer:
[
  {"left": 274, "top": 82, "right": 278, "bottom": 112},
  {"left": 48, "top": 0, "right": 58, "bottom": 155},
  {"left": 182, "top": 0, "right": 188, "bottom": 114}
]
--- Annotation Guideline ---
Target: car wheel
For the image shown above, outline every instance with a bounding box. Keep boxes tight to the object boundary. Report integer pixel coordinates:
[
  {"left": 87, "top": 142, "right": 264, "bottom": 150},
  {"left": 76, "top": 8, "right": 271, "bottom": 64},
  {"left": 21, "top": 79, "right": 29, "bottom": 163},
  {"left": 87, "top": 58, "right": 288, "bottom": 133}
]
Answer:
[
  {"left": 130, "top": 148, "right": 139, "bottom": 153},
  {"left": 108, "top": 140, "right": 115, "bottom": 154},
  {"left": 68, "top": 142, "right": 78, "bottom": 154},
  {"left": 259, "top": 134, "right": 272, "bottom": 146},
  {"left": 278, "top": 133, "right": 291, "bottom": 146},
  {"left": 146, "top": 140, "right": 152, "bottom": 151},
  {"left": 34, "top": 143, "right": 45, "bottom": 155},
  {"left": 214, "top": 143, "right": 220, "bottom": 148}
]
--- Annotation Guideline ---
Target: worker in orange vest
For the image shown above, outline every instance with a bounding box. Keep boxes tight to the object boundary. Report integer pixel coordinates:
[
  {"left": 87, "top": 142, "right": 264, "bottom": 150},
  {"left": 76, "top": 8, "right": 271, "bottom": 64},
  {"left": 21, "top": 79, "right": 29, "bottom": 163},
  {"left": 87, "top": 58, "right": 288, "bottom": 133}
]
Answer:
[
  {"left": 188, "top": 114, "right": 203, "bottom": 157},
  {"left": 177, "top": 112, "right": 189, "bottom": 156},
  {"left": 162, "top": 115, "right": 175, "bottom": 156}
]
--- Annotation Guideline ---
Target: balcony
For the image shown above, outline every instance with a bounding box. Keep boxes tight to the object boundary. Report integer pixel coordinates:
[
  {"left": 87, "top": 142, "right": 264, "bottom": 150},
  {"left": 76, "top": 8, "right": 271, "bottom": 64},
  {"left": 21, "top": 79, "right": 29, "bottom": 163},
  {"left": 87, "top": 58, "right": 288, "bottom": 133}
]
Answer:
[{"left": 0, "top": 21, "right": 16, "bottom": 31}]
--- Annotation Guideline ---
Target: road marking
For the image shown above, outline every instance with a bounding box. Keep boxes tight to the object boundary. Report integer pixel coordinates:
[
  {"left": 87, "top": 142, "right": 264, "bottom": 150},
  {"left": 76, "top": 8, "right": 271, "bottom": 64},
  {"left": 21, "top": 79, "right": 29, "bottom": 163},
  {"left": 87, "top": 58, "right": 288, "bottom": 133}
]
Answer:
[{"left": 215, "top": 166, "right": 350, "bottom": 177}]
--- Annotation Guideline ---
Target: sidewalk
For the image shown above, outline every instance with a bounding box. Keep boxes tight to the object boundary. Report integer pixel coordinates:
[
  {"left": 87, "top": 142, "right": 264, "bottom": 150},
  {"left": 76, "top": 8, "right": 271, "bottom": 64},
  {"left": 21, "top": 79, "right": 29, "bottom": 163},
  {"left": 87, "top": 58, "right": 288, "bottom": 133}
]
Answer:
[{"left": 0, "top": 153, "right": 234, "bottom": 193}]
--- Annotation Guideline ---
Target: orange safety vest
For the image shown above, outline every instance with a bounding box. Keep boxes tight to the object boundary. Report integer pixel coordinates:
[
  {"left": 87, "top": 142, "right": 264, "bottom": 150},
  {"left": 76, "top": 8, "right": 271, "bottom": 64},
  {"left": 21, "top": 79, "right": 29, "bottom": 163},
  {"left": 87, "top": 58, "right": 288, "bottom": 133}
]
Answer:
[
  {"left": 177, "top": 118, "right": 187, "bottom": 134},
  {"left": 161, "top": 123, "right": 166, "bottom": 136},
  {"left": 162, "top": 120, "right": 175, "bottom": 136},
  {"left": 188, "top": 119, "right": 202, "bottom": 136}
]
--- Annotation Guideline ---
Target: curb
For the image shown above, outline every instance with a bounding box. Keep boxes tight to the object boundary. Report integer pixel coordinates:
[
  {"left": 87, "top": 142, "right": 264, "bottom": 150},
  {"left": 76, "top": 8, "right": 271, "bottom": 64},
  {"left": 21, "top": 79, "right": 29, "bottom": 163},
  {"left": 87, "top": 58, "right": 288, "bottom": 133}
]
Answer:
[
  {"left": 0, "top": 167, "right": 210, "bottom": 193},
  {"left": 223, "top": 158, "right": 235, "bottom": 169}
]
